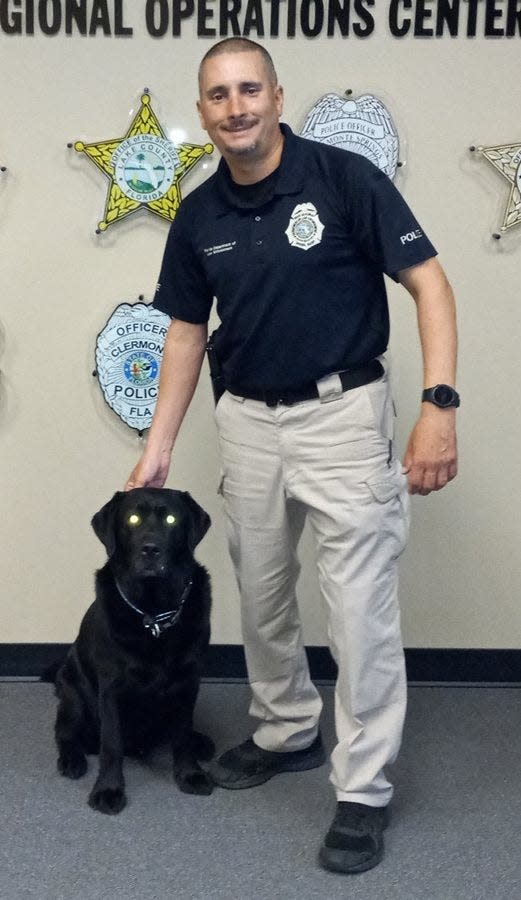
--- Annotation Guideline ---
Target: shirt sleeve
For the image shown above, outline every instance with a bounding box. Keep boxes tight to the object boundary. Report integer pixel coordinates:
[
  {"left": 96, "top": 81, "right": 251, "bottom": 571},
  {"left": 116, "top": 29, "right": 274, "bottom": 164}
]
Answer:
[
  {"left": 345, "top": 155, "right": 437, "bottom": 282},
  {"left": 152, "top": 201, "right": 213, "bottom": 323}
]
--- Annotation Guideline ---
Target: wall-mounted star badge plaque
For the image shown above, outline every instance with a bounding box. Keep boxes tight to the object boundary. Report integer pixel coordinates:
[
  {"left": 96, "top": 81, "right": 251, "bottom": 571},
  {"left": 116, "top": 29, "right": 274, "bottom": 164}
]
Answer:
[
  {"left": 72, "top": 91, "right": 213, "bottom": 233},
  {"left": 473, "top": 140, "right": 521, "bottom": 233}
]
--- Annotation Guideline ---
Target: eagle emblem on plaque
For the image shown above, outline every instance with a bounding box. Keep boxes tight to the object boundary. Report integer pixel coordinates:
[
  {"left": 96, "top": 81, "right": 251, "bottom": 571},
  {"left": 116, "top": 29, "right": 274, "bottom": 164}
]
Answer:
[{"left": 300, "top": 93, "right": 399, "bottom": 180}]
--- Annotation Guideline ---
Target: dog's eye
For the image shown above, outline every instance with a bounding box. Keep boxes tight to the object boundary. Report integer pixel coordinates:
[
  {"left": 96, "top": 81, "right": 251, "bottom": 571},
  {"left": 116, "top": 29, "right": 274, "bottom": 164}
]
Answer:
[
  {"left": 165, "top": 514, "right": 177, "bottom": 525},
  {"left": 128, "top": 514, "right": 141, "bottom": 526}
]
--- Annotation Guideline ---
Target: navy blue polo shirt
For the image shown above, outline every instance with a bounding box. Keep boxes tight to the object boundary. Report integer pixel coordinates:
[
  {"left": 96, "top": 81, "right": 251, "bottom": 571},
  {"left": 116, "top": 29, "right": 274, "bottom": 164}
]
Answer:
[{"left": 153, "top": 124, "right": 436, "bottom": 393}]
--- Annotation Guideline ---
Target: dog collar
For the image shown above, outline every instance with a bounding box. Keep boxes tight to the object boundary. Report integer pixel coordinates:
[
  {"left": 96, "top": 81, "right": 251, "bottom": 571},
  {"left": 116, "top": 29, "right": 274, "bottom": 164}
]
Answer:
[{"left": 114, "top": 577, "right": 193, "bottom": 638}]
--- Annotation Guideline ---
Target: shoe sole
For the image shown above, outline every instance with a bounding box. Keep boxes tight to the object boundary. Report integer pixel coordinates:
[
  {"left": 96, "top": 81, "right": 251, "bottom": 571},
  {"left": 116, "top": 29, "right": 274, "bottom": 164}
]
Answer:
[
  {"left": 210, "top": 747, "right": 327, "bottom": 790},
  {"left": 318, "top": 844, "right": 384, "bottom": 874}
]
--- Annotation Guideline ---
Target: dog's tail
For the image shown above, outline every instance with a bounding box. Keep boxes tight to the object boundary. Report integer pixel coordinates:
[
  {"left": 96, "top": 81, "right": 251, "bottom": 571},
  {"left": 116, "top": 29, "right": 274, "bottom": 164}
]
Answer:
[{"left": 40, "top": 659, "right": 63, "bottom": 684}]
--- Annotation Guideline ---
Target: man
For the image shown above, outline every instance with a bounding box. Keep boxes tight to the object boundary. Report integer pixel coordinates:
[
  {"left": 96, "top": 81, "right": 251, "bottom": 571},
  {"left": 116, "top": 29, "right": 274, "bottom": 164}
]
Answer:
[{"left": 126, "top": 38, "right": 458, "bottom": 874}]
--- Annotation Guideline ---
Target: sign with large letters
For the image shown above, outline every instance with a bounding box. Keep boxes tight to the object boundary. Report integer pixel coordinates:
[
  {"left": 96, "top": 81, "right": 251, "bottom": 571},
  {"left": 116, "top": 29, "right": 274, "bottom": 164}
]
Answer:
[{"left": 1, "top": 0, "right": 519, "bottom": 39}]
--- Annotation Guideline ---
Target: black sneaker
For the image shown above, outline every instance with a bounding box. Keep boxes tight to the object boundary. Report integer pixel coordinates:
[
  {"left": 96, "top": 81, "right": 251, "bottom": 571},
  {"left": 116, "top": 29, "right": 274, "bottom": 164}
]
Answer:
[
  {"left": 319, "top": 801, "right": 390, "bottom": 874},
  {"left": 210, "top": 734, "right": 325, "bottom": 789}
]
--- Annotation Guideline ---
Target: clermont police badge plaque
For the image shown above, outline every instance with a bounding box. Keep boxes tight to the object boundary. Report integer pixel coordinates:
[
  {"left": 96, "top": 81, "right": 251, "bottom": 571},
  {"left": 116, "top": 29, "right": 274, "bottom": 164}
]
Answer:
[
  {"left": 72, "top": 91, "right": 213, "bottom": 232},
  {"left": 95, "top": 302, "right": 170, "bottom": 431},
  {"left": 300, "top": 93, "right": 399, "bottom": 180}
]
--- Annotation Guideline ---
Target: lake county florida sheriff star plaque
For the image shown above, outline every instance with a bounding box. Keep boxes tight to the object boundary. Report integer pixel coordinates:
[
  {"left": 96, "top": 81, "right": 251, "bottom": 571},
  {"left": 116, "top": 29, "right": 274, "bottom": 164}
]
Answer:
[{"left": 72, "top": 91, "right": 213, "bottom": 232}]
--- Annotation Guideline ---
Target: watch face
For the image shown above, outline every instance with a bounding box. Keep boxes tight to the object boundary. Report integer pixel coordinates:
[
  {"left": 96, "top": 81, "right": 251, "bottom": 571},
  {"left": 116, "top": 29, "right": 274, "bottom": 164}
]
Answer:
[{"left": 433, "top": 385, "right": 454, "bottom": 406}]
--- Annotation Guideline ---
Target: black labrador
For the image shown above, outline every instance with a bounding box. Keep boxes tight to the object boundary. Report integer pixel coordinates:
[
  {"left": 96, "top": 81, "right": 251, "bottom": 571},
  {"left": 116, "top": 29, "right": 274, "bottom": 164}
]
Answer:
[{"left": 52, "top": 488, "right": 214, "bottom": 814}]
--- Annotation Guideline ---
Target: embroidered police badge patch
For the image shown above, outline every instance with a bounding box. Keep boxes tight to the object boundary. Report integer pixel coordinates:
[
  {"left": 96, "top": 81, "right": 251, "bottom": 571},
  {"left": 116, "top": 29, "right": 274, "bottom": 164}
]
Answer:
[
  {"left": 300, "top": 93, "right": 399, "bottom": 180},
  {"left": 285, "top": 203, "right": 324, "bottom": 250},
  {"left": 95, "top": 302, "right": 170, "bottom": 431}
]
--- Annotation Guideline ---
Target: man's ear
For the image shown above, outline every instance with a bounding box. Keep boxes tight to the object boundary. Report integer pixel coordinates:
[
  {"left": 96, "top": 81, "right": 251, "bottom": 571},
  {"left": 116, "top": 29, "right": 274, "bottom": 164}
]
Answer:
[
  {"left": 275, "top": 83, "right": 284, "bottom": 117},
  {"left": 91, "top": 492, "right": 124, "bottom": 558},
  {"left": 196, "top": 99, "right": 206, "bottom": 131}
]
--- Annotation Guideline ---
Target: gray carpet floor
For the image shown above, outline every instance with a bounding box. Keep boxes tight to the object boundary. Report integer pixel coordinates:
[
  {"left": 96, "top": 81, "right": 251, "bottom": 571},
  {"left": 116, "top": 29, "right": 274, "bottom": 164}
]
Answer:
[{"left": 1, "top": 681, "right": 521, "bottom": 900}]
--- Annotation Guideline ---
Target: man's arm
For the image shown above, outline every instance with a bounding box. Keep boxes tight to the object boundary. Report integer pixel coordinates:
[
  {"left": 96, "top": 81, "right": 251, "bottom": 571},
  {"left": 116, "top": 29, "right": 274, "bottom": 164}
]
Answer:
[
  {"left": 125, "top": 319, "right": 208, "bottom": 490},
  {"left": 397, "top": 257, "right": 458, "bottom": 496}
]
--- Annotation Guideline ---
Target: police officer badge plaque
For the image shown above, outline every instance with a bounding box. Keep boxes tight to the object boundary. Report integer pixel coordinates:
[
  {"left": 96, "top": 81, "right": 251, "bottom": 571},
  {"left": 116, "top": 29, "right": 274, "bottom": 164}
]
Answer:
[
  {"left": 71, "top": 90, "right": 213, "bottom": 232},
  {"left": 95, "top": 302, "right": 170, "bottom": 431},
  {"left": 300, "top": 93, "right": 399, "bottom": 180}
]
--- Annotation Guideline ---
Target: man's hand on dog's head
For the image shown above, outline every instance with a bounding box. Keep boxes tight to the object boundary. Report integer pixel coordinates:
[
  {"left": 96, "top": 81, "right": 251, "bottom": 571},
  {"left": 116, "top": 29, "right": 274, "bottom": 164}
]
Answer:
[{"left": 125, "top": 448, "right": 171, "bottom": 491}]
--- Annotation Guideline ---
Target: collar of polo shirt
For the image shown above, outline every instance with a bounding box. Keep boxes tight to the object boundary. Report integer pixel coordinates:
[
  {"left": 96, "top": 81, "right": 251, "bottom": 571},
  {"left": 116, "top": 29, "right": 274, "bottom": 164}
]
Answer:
[{"left": 214, "top": 124, "right": 305, "bottom": 214}]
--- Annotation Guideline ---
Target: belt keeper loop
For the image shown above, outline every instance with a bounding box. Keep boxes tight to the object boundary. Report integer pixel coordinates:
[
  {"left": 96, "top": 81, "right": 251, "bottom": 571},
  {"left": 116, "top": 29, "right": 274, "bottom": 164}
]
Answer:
[{"left": 316, "top": 372, "right": 344, "bottom": 403}]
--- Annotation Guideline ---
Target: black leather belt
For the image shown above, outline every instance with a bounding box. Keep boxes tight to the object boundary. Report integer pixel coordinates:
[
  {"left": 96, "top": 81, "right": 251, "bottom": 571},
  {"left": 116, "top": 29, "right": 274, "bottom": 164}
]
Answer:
[{"left": 229, "top": 360, "right": 384, "bottom": 408}]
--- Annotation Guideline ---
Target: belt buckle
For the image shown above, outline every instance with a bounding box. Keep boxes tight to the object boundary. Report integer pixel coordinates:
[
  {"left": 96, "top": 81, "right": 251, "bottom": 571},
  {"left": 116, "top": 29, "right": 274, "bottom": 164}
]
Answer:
[{"left": 316, "top": 372, "right": 344, "bottom": 403}]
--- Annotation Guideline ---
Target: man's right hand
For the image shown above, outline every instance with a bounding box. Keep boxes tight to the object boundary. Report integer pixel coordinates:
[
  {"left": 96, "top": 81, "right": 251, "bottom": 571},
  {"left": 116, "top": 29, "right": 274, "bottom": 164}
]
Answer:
[
  {"left": 124, "top": 319, "right": 208, "bottom": 492},
  {"left": 125, "top": 449, "right": 171, "bottom": 491}
]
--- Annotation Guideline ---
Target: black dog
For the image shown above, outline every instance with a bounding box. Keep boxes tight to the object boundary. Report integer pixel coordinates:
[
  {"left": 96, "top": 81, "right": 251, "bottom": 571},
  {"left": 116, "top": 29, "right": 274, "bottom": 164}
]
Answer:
[{"left": 52, "top": 488, "right": 214, "bottom": 814}]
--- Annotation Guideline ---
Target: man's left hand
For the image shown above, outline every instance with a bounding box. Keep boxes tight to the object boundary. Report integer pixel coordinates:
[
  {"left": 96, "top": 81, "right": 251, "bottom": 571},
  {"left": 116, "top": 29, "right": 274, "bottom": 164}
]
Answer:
[{"left": 403, "top": 407, "right": 458, "bottom": 495}]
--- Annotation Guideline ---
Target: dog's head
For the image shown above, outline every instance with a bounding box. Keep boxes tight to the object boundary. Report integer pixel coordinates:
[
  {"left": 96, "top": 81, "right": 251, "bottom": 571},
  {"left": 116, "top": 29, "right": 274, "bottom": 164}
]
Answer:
[{"left": 91, "top": 488, "right": 211, "bottom": 579}]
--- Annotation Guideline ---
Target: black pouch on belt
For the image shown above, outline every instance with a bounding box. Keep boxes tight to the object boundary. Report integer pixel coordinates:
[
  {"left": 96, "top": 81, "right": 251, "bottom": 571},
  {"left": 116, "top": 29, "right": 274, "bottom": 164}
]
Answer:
[{"left": 206, "top": 337, "right": 226, "bottom": 407}]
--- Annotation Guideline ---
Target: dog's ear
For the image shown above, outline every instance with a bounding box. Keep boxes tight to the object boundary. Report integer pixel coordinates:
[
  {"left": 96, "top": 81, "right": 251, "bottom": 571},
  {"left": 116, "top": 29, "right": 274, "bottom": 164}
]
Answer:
[
  {"left": 91, "top": 492, "right": 124, "bottom": 557},
  {"left": 182, "top": 492, "right": 211, "bottom": 551}
]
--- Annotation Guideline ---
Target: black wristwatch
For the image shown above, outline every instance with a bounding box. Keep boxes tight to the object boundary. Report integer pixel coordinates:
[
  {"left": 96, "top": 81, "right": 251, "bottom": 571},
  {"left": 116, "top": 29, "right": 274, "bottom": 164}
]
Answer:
[{"left": 422, "top": 384, "right": 460, "bottom": 408}]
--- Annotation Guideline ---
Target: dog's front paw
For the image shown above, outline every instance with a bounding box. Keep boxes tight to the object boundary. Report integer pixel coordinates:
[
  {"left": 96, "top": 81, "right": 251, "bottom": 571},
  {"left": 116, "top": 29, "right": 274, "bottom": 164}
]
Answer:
[
  {"left": 176, "top": 768, "right": 214, "bottom": 796},
  {"left": 88, "top": 786, "right": 127, "bottom": 815},
  {"left": 57, "top": 752, "right": 88, "bottom": 780}
]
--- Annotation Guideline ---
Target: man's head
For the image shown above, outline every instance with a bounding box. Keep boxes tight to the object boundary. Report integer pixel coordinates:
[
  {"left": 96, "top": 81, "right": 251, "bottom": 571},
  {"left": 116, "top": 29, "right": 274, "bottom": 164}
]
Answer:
[
  {"left": 198, "top": 38, "right": 278, "bottom": 89},
  {"left": 197, "top": 38, "right": 283, "bottom": 173}
]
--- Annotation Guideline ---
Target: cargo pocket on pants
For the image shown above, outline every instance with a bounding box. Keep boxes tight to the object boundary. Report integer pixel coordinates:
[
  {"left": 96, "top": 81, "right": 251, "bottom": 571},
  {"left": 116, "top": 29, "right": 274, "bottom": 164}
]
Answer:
[{"left": 365, "top": 469, "right": 410, "bottom": 560}]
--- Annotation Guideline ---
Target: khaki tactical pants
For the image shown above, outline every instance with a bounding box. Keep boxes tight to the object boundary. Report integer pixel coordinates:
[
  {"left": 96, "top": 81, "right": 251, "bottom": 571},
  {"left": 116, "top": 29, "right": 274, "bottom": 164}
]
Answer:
[{"left": 215, "top": 364, "right": 410, "bottom": 807}]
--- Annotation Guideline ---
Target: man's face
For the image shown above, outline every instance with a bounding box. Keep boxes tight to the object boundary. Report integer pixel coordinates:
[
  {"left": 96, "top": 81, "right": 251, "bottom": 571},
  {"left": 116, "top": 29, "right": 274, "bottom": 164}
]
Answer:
[{"left": 197, "top": 50, "right": 283, "bottom": 163}]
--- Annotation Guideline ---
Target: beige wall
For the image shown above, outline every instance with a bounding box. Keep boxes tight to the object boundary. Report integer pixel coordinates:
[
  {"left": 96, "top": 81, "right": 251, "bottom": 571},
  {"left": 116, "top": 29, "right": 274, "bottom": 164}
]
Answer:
[{"left": 1, "top": 18, "right": 520, "bottom": 647}]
